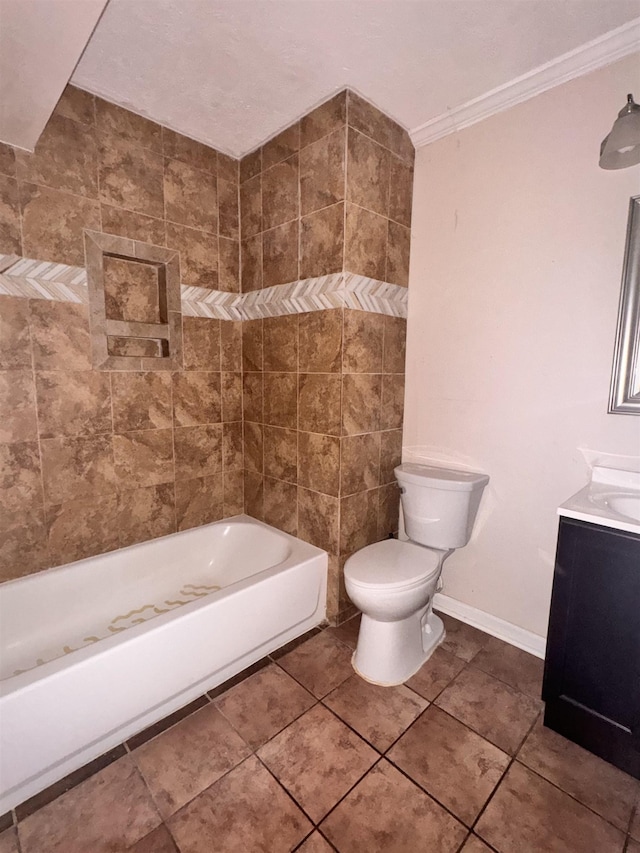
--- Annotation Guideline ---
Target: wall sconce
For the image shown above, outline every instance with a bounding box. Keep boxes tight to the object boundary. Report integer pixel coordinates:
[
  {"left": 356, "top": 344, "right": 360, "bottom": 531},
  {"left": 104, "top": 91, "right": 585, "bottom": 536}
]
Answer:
[{"left": 599, "top": 94, "right": 640, "bottom": 170}]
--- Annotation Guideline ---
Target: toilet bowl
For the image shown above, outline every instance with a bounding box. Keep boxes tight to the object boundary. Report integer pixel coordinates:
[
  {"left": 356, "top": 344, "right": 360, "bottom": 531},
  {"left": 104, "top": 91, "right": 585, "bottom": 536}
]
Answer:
[{"left": 344, "top": 463, "right": 489, "bottom": 686}]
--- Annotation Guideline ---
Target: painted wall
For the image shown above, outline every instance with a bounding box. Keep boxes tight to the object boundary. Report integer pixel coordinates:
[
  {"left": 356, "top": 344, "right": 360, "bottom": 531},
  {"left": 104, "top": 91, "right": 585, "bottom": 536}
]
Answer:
[{"left": 403, "top": 53, "right": 640, "bottom": 639}]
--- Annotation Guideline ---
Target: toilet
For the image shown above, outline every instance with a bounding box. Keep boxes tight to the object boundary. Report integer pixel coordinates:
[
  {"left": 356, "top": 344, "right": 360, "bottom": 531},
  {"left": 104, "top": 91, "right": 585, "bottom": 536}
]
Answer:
[{"left": 344, "top": 463, "right": 489, "bottom": 686}]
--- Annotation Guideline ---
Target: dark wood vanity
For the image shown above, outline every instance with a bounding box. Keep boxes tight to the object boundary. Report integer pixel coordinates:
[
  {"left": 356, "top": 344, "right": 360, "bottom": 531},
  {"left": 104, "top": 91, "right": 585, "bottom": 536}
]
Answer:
[{"left": 542, "top": 516, "right": 640, "bottom": 779}]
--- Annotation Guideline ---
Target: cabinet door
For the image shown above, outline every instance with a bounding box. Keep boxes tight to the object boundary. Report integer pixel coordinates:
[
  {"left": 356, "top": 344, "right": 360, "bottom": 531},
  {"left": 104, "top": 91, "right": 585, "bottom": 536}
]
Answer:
[{"left": 542, "top": 518, "right": 640, "bottom": 779}]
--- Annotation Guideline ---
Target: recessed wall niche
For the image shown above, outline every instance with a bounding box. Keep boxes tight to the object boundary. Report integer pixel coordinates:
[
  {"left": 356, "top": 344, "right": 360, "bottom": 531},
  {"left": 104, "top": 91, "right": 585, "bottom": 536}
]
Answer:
[{"left": 84, "top": 231, "right": 183, "bottom": 370}]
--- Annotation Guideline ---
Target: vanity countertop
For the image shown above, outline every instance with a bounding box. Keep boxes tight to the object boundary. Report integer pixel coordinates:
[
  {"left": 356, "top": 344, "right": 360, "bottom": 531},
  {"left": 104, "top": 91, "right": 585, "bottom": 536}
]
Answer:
[{"left": 558, "top": 466, "right": 640, "bottom": 536}]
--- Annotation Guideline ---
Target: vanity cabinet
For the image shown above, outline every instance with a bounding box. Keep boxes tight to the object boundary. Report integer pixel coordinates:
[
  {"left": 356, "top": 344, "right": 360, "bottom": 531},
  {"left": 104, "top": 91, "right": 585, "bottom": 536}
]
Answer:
[{"left": 542, "top": 517, "right": 640, "bottom": 779}]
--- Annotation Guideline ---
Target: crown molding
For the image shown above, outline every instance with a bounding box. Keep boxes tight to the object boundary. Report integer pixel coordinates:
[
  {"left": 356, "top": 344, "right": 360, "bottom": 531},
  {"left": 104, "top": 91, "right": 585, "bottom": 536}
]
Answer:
[{"left": 411, "top": 17, "right": 640, "bottom": 148}]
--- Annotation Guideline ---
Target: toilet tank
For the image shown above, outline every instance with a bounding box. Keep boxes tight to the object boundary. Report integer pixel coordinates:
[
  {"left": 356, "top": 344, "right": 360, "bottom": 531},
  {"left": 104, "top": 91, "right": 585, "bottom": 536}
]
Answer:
[{"left": 395, "top": 463, "right": 489, "bottom": 549}]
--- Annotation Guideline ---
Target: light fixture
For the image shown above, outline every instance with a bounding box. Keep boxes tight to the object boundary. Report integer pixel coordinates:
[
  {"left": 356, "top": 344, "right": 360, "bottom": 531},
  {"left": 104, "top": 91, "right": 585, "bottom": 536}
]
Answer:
[{"left": 599, "top": 93, "right": 640, "bottom": 170}]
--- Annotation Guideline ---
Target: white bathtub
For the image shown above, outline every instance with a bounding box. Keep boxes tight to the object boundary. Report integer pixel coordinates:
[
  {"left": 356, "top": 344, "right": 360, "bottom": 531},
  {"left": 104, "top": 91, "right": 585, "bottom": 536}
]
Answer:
[{"left": 0, "top": 515, "right": 327, "bottom": 813}]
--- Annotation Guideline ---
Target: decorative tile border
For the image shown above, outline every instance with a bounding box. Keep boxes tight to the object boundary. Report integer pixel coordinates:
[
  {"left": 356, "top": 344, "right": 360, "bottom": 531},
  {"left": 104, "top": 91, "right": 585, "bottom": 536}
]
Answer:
[{"left": 0, "top": 253, "right": 408, "bottom": 319}]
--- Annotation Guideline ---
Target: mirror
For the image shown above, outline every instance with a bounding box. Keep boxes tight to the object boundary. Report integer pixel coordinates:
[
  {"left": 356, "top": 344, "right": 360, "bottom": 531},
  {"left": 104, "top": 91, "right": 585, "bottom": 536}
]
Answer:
[{"left": 609, "top": 195, "right": 640, "bottom": 415}]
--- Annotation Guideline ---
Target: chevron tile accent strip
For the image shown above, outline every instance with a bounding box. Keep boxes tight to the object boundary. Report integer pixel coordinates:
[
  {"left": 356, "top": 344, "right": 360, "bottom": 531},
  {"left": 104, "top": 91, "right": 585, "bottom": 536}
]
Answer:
[{"left": 0, "top": 254, "right": 408, "bottom": 319}]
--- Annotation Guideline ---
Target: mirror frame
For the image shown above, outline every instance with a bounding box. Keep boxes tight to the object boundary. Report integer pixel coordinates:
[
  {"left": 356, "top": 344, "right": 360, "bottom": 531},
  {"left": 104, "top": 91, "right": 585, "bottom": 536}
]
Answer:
[{"left": 609, "top": 195, "right": 640, "bottom": 415}]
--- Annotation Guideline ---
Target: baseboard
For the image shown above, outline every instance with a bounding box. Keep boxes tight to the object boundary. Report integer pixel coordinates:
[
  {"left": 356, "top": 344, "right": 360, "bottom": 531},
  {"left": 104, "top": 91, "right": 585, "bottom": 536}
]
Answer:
[{"left": 433, "top": 593, "right": 547, "bottom": 660}]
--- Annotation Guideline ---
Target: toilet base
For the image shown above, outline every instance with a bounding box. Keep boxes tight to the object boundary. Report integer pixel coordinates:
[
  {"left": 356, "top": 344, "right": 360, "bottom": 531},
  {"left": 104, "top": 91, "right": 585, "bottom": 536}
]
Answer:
[{"left": 351, "top": 610, "right": 446, "bottom": 687}]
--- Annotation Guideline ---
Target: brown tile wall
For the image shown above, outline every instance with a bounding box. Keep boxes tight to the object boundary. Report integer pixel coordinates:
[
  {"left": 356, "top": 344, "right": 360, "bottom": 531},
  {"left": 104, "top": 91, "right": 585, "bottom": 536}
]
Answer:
[
  {"left": 0, "top": 86, "right": 242, "bottom": 582},
  {"left": 239, "top": 90, "right": 413, "bottom": 622}
]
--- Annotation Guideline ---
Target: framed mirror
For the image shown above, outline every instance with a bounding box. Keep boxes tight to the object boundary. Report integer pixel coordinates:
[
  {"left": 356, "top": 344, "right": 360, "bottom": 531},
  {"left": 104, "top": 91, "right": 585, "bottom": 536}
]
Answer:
[{"left": 609, "top": 195, "right": 640, "bottom": 414}]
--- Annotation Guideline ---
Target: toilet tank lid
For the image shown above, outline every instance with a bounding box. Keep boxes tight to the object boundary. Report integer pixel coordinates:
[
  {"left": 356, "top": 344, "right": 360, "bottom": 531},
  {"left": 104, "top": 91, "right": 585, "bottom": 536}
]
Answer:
[{"left": 395, "top": 463, "right": 489, "bottom": 491}]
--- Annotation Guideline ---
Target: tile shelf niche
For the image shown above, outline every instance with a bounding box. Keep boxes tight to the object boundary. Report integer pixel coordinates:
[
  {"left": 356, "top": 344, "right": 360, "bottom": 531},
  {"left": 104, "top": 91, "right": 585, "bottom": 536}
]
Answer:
[{"left": 84, "top": 230, "right": 183, "bottom": 371}]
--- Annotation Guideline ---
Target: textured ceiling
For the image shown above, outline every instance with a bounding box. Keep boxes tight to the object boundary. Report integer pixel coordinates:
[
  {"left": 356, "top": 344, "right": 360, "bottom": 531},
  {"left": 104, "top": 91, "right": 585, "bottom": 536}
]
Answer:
[{"left": 72, "top": 0, "right": 640, "bottom": 157}]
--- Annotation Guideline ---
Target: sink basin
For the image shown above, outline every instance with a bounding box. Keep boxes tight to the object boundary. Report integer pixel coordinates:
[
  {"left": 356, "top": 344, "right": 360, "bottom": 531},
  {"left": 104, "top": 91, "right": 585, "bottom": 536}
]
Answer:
[{"left": 602, "top": 494, "right": 640, "bottom": 523}]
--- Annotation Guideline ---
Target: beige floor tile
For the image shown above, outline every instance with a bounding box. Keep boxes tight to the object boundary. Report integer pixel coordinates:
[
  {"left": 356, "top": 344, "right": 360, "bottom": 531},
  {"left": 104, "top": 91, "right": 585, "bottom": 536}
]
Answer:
[
  {"left": 133, "top": 704, "right": 251, "bottom": 818},
  {"left": 296, "top": 831, "right": 335, "bottom": 852},
  {"left": 475, "top": 762, "right": 626, "bottom": 853},
  {"left": 18, "top": 756, "right": 160, "bottom": 853},
  {"left": 459, "top": 835, "right": 493, "bottom": 853},
  {"left": 277, "top": 631, "right": 354, "bottom": 698},
  {"left": 320, "top": 759, "right": 467, "bottom": 853},
  {"left": 437, "top": 612, "right": 490, "bottom": 662},
  {"left": 628, "top": 839, "right": 640, "bottom": 853},
  {"left": 517, "top": 717, "right": 639, "bottom": 832},
  {"left": 323, "top": 673, "right": 428, "bottom": 751},
  {"left": 405, "top": 646, "right": 466, "bottom": 700},
  {"left": 472, "top": 635, "right": 544, "bottom": 699},
  {"left": 632, "top": 804, "right": 640, "bottom": 840},
  {"left": 0, "top": 828, "right": 18, "bottom": 853},
  {"left": 436, "top": 666, "right": 541, "bottom": 754},
  {"left": 128, "top": 824, "right": 178, "bottom": 852},
  {"left": 257, "top": 704, "right": 377, "bottom": 822},
  {"left": 388, "top": 705, "right": 509, "bottom": 825},
  {"left": 167, "top": 755, "right": 311, "bottom": 853},
  {"left": 325, "top": 614, "right": 361, "bottom": 649},
  {"left": 214, "top": 662, "right": 316, "bottom": 748}
]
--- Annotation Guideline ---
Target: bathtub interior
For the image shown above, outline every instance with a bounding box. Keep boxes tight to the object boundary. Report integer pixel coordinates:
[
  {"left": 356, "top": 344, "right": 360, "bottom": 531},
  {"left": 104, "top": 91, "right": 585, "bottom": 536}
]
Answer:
[{"left": 0, "top": 516, "right": 294, "bottom": 681}]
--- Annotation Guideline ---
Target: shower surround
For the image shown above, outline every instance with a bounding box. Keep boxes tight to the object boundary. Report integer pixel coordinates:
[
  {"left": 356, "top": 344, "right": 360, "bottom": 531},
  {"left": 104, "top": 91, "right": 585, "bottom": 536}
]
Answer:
[{"left": 0, "top": 86, "right": 413, "bottom": 622}]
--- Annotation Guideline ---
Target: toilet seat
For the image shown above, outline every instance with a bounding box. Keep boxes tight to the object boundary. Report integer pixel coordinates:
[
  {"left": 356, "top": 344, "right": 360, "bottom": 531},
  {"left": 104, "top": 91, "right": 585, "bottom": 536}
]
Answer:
[{"left": 345, "top": 539, "right": 441, "bottom": 590}]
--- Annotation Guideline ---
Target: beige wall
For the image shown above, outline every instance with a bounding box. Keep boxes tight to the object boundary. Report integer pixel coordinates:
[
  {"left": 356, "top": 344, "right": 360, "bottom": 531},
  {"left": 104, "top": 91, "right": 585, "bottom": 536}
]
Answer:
[{"left": 404, "top": 53, "right": 640, "bottom": 639}]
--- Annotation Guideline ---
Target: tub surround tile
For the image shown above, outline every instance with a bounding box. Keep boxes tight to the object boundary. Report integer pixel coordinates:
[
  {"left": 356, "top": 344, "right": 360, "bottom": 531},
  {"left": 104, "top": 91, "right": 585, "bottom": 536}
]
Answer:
[
  {"left": 377, "top": 481, "right": 401, "bottom": 539},
  {"left": 218, "top": 178, "right": 239, "bottom": 240},
  {"left": 263, "top": 372, "right": 297, "bottom": 429},
  {"left": 161, "top": 128, "right": 217, "bottom": 173},
  {"left": 164, "top": 159, "right": 218, "bottom": 233},
  {"left": 276, "top": 631, "right": 353, "bottom": 699},
  {"left": 346, "top": 129, "right": 390, "bottom": 218},
  {"left": 388, "top": 706, "right": 510, "bottom": 826},
  {"left": 40, "top": 434, "right": 115, "bottom": 504},
  {"left": 345, "top": 203, "right": 388, "bottom": 282},
  {"left": 53, "top": 85, "right": 94, "bottom": 125},
  {"left": 262, "top": 122, "right": 300, "bottom": 171},
  {"left": 167, "top": 755, "right": 311, "bottom": 853},
  {"left": 176, "top": 474, "right": 224, "bottom": 531},
  {"left": 347, "top": 91, "right": 415, "bottom": 164},
  {"left": 263, "top": 477, "right": 297, "bottom": 535},
  {"left": 166, "top": 222, "right": 217, "bottom": 289},
  {"left": 133, "top": 704, "right": 250, "bottom": 819},
  {"left": 382, "top": 315, "right": 407, "bottom": 373},
  {"left": 218, "top": 237, "right": 240, "bottom": 292},
  {"left": 242, "top": 371, "right": 263, "bottom": 423},
  {"left": 214, "top": 663, "right": 315, "bottom": 749},
  {"left": 45, "top": 493, "right": 120, "bottom": 566},
  {"left": 300, "top": 92, "right": 347, "bottom": 149},
  {"left": 341, "top": 374, "right": 381, "bottom": 435},
  {"left": 435, "top": 666, "right": 542, "bottom": 755},
  {"left": 111, "top": 372, "right": 173, "bottom": 432},
  {"left": 324, "top": 674, "right": 428, "bottom": 752},
  {"left": 0, "top": 369, "right": 37, "bottom": 443},
  {"left": 100, "top": 203, "right": 167, "bottom": 246},
  {"left": 173, "top": 425, "right": 222, "bottom": 481},
  {"left": 15, "top": 113, "right": 98, "bottom": 198},
  {"left": 379, "top": 429, "right": 403, "bottom": 484},
  {"left": 342, "top": 309, "right": 384, "bottom": 373},
  {"left": 183, "top": 316, "right": 220, "bottom": 371},
  {"left": 0, "top": 442, "right": 42, "bottom": 513},
  {"left": 381, "top": 373, "right": 405, "bottom": 430},
  {"left": 261, "top": 155, "right": 299, "bottom": 231},
  {"left": 298, "top": 310, "right": 342, "bottom": 373},
  {"left": 297, "top": 432, "right": 340, "bottom": 496},
  {"left": 29, "top": 301, "right": 91, "bottom": 370},
  {"left": 102, "top": 256, "right": 160, "bottom": 324},
  {"left": 113, "top": 429, "right": 174, "bottom": 487},
  {"left": 242, "top": 319, "right": 263, "bottom": 371},
  {"left": 243, "top": 469, "right": 264, "bottom": 520},
  {"left": 222, "top": 421, "right": 243, "bottom": 469},
  {"left": 257, "top": 704, "right": 377, "bottom": 822},
  {"left": 0, "top": 176, "right": 22, "bottom": 255},
  {"left": 386, "top": 220, "right": 411, "bottom": 287},
  {"left": 172, "top": 371, "right": 221, "bottom": 426},
  {"left": 17, "top": 756, "right": 161, "bottom": 853},
  {"left": 263, "top": 425, "right": 297, "bottom": 483},
  {"left": 223, "top": 469, "right": 244, "bottom": 516},
  {"left": 300, "top": 127, "right": 346, "bottom": 216},
  {"left": 96, "top": 99, "right": 162, "bottom": 154},
  {"left": 240, "top": 233, "right": 262, "bottom": 292},
  {"left": 0, "top": 296, "right": 31, "bottom": 369},
  {"left": 98, "top": 139, "right": 164, "bottom": 219},
  {"left": 0, "top": 142, "right": 17, "bottom": 178},
  {"left": 388, "top": 156, "right": 413, "bottom": 228},
  {"left": 243, "top": 421, "right": 263, "bottom": 473},
  {"left": 35, "top": 371, "right": 112, "bottom": 438},
  {"left": 19, "top": 183, "right": 100, "bottom": 266},
  {"left": 340, "top": 433, "right": 381, "bottom": 495},
  {"left": 263, "top": 314, "right": 298, "bottom": 373},
  {"left": 240, "top": 174, "right": 262, "bottom": 239},
  {"left": 320, "top": 759, "right": 466, "bottom": 853},
  {"left": 300, "top": 202, "right": 344, "bottom": 279},
  {"left": 340, "top": 489, "right": 379, "bottom": 555},
  {"left": 297, "top": 487, "right": 339, "bottom": 554},
  {"left": 475, "top": 762, "right": 625, "bottom": 853},
  {"left": 0, "top": 508, "right": 48, "bottom": 581},
  {"left": 517, "top": 717, "right": 640, "bottom": 832},
  {"left": 406, "top": 647, "right": 467, "bottom": 701},
  {"left": 118, "top": 483, "right": 175, "bottom": 548},
  {"left": 298, "top": 373, "right": 341, "bottom": 435}
]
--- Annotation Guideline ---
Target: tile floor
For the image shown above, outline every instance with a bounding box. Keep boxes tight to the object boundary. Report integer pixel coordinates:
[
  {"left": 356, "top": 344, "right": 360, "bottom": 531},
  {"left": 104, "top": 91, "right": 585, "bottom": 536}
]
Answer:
[{"left": 1, "top": 612, "right": 639, "bottom": 853}]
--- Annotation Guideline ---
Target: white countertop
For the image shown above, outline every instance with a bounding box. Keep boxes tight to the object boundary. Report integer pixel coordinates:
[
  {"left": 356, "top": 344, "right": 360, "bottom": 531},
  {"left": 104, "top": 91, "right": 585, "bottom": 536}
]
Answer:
[{"left": 558, "top": 466, "right": 640, "bottom": 536}]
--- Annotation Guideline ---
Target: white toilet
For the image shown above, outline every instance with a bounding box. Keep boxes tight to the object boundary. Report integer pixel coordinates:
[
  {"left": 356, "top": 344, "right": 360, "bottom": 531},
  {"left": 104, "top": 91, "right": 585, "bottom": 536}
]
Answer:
[{"left": 344, "top": 463, "right": 489, "bottom": 686}]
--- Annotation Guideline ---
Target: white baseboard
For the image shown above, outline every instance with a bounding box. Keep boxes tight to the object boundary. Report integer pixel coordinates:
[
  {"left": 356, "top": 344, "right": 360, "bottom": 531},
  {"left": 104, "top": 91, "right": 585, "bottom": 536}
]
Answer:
[{"left": 433, "top": 593, "right": 547, "bottom": 660}]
